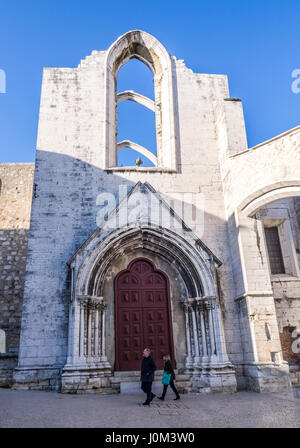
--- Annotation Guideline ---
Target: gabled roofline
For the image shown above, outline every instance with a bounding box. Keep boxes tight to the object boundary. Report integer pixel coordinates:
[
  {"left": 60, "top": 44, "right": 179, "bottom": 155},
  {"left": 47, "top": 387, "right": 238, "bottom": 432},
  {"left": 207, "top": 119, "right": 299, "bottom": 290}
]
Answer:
[
  {"left": 230, "top": 125, "right": 300, "bottom": 159},
  {"left": 67, "top": 181, "right": 222, "bottom": 268}
]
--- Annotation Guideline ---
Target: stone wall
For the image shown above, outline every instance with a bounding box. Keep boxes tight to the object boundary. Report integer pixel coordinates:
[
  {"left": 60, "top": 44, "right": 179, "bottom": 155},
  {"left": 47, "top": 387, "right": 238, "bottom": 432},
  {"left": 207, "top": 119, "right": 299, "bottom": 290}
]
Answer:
[
  {"left": 226, "top": 126, "right": 300, "bottom": 214},
  {"left": 15, "top": 31, "right": 244, "bottom": 390},
  {"left": 0, "top": 163, "right": 34, "bottom": 385}
]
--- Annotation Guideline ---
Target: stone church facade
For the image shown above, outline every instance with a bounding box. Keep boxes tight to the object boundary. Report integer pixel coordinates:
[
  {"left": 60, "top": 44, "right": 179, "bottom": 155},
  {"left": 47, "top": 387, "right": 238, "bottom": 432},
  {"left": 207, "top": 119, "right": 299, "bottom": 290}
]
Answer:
[{"left": 0, "top": 30, "right": 300, "bottom": 394}]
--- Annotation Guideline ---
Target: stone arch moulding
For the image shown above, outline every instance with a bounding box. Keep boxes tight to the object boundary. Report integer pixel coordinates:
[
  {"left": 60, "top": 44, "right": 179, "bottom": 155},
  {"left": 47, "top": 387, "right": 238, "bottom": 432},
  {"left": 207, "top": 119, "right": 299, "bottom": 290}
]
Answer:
[
  {"left": 117, "top": 140, "right": 157, "bottom": 166},
  {"left": 65, "top": 223, "right": 236, "bottom": 393},
  {"left": 104, "top": 30, "right": 177, "bottom": 170},
  {"left": 117, "top": 90, "right": 155, "bottom": 111},
  {"left": 72, "top": 225, "right": 218, "bottom": 301},
  {"left": 238, "top": 181, "right": 300, "bottom": 217}
]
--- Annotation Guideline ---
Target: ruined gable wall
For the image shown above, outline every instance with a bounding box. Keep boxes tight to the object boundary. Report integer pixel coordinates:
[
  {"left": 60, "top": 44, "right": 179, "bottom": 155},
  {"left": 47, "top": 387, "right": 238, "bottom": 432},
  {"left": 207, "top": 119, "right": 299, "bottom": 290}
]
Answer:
[{"left": 16, "top": 46, "right": 244, "bottom": 389}]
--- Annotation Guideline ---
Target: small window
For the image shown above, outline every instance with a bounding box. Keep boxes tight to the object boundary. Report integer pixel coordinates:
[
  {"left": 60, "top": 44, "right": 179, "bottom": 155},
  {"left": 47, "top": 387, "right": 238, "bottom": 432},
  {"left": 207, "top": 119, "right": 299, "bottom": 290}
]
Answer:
[{"left": 264, "top": 226, "right": 285, "bottom": 274}]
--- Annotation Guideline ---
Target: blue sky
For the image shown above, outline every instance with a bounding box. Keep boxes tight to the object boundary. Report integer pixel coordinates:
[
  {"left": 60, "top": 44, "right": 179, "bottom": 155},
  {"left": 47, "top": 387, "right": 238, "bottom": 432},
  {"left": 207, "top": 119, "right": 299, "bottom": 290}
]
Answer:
[{"left": 0, "top": 0, "right": 299, "bottom": 164}]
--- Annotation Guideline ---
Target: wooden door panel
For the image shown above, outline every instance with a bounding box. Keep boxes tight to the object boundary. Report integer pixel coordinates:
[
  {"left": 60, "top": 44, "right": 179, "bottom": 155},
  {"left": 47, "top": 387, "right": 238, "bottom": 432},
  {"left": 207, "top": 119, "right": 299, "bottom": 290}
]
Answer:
[
  {"left": 115, "top": 258, "right": 174, "bottom": 371},
  {"left": 118, "top": 290, "right": 141, "bottom": 307},
  {"left": 118, "top": 308, "right": 143, "bottom": 370},
  {"left": 142, "top": 290, "right": 167, "bottom": 307},
  {"left": 118, "top": 273, "right": 140, "bottom": 288}
]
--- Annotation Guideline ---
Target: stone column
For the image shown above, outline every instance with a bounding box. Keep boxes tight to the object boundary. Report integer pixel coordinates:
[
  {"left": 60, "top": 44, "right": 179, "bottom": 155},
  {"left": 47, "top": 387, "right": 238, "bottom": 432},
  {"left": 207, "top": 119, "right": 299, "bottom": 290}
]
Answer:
[
  {"left": 79, "top": 299, "right": 86, "bottom": 359},
  {"left": 184, "top": 295, "right": 237, "bottom": 393},
  {"left": 87, "top": 301, "right": 93, "bottom": 357},
  {"left": 61, "top": 294, "right": 112, "bottom": 393},
  {"left": 66, "top": 266, "right": 81, "bottom": 366},
  {"left": 101, "top": 302, "right": 108, "bottom": 362},
  {"left": 196, "top": 298, "right": 209, "bottom": 364},
  {"left": 94, "top": 303, "right": 99, "bottom": 357},
  {"left": 67, "top": 266, "right": 75, "bottom": 361},
  {"left": 207, "top": 300, "right": 217, "bottom": 362},
  {"left": 190, "top": 301, "right": 201, "bottom": 369},
  {"left": 183, "top": 302, "right": 193, "bottom": 371},
  {"left": 210, "top": 297, "right": 231, "bottom": 365},
  {"left": 67, "top": 301, "right": 73, "bottom": 360}
]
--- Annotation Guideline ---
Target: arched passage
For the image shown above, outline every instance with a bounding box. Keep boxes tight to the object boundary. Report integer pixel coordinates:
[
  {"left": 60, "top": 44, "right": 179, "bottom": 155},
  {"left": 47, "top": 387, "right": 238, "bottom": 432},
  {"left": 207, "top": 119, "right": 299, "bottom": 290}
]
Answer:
[
  {"left": 238, "top": 181, "right": 300, "bottom": 217},
  {"left": 63, "top": 201, "right": 235, "bottom": 392}
]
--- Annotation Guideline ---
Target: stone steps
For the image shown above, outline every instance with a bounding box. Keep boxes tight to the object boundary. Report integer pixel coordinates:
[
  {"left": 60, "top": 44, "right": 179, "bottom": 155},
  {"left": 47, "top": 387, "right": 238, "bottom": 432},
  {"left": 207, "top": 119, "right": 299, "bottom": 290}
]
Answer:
[
  {"left": 111, "top": 371, "right": 190, "bottom": 382},
  {"left": 110, "top": 371, "right": 192, "bottom": 394},
  {"left": 71, "top": 387, "right": 119, "bottom": 395}
]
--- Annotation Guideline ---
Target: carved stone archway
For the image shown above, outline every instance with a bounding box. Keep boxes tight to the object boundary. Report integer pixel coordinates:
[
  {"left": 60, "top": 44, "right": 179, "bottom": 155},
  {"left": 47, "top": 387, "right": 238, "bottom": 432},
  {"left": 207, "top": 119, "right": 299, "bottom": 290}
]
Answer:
[{"left": 61, "top": 221, "right": 237, "bottom": 393}]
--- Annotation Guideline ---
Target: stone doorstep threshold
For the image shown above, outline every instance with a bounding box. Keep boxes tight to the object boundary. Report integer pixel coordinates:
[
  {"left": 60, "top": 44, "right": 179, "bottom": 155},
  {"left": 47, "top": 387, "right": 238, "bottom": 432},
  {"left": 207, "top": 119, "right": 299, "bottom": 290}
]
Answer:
[
  {"left": 111, "top": 371, "right": 191, "bottom": 383},
  {"left": 111, "top": 371, "right": 191, "bottom": 394},
  {"left": 120, "top": 381, "right": 163, "bottom": 395},
  {"left": 114, "top": 371, "right": 191, "bottom": 395},
  {"left": 119, "top": 381, "right": 191, "bottom": 395},
  {"left": 113, "top": 370, "right": 164, "bottom": 378}
]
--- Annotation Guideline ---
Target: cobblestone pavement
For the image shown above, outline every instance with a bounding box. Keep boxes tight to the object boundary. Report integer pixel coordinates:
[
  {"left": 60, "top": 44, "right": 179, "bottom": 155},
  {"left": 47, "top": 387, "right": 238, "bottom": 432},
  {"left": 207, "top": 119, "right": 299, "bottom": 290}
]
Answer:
[{"left": 0, "top": 389, "right": 299, "bottom": 428}]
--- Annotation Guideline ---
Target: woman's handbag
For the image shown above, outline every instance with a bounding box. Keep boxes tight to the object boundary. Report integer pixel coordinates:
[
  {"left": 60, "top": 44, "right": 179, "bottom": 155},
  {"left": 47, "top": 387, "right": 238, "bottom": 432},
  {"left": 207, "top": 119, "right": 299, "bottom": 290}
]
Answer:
[{"left": 162, "top": 371, "right": 172, "bottom": 385}]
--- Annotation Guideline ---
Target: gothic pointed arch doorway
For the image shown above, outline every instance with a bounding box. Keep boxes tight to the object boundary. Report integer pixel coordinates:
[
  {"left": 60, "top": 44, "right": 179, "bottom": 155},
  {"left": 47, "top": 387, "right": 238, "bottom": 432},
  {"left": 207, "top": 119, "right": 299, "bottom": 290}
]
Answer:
[{"left": 114, "top": 257, "right": 175, "bottom": 371}]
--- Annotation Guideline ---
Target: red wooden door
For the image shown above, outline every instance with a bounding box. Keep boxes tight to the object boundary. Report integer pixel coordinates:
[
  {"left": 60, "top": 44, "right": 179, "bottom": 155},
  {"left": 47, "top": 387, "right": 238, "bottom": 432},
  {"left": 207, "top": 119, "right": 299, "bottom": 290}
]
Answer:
[{"left": 115, "top": 258, "right": 174, "bottom": 371}]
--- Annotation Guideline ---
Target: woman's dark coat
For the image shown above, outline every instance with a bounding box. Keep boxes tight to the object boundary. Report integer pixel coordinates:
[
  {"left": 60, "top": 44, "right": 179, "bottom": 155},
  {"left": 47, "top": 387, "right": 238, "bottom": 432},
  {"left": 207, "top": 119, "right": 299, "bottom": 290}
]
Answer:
[
  {"left": 140, "top": 356, "right": 157, "bottom": 382},
  {"left": 164, "top": 360, "right": 175, "bottom": 381}
]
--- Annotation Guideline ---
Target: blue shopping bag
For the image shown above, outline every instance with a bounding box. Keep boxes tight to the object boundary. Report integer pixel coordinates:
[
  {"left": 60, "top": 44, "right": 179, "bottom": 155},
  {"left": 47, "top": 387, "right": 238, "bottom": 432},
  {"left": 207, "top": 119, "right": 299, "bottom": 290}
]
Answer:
[{"left": 162, "top": 371, "right": 172, "bottom": 385}]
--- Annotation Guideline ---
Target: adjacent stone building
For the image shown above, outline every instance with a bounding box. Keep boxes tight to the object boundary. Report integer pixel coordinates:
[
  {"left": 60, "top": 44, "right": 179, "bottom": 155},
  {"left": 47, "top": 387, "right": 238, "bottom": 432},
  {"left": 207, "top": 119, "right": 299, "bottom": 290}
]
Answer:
[
  {"left": 0, "top": 163, "right": 34, "bottom": 385},
  {"left": 0, "top": 30, "right": 300, "bottom": 394}
]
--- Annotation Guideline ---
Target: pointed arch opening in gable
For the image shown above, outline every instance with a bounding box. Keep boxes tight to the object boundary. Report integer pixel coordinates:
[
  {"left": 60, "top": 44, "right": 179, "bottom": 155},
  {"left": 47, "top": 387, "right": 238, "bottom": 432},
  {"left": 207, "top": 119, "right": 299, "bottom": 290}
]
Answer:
[
  {"left": 104, "top": 30, "right": 177, "bottom": 170},
  {"left": 117, "top": 58, "right": 157, "bottom": 167}
]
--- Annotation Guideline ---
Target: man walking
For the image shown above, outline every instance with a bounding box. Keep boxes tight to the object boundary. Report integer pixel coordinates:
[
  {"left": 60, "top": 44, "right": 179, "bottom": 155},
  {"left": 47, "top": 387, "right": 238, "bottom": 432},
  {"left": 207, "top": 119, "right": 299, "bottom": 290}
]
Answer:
[{"left": 140, "top": 348, "right": 156, "bottom": 405}]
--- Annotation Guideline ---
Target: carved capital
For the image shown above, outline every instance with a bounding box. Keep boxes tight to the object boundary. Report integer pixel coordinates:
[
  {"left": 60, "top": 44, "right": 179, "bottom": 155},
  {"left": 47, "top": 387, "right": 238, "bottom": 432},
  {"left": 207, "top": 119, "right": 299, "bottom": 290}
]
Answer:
[
  {"left": 101, "top": 302, "right": 108, "bottom": 312},
  {"left": 181, "top": 301, "right": 191, "bottom": 314},
  {"left": 195, "top": 296, "right": 218, "bottom": 310}
]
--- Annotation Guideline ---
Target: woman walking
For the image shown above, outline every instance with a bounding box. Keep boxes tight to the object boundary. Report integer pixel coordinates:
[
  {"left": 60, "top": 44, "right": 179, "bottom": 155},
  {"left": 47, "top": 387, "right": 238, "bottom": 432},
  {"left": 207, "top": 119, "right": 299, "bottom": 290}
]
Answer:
[{"left": 158, "top": 354, "right": 180, "bottom": 401}]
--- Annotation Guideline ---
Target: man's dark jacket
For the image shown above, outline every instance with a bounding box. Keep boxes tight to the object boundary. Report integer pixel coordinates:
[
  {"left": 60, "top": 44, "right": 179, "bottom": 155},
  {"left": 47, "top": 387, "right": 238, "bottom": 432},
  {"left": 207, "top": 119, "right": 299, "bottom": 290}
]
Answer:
[{"left": 141, "top": 356, "right": 157, "bottom": 382}]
